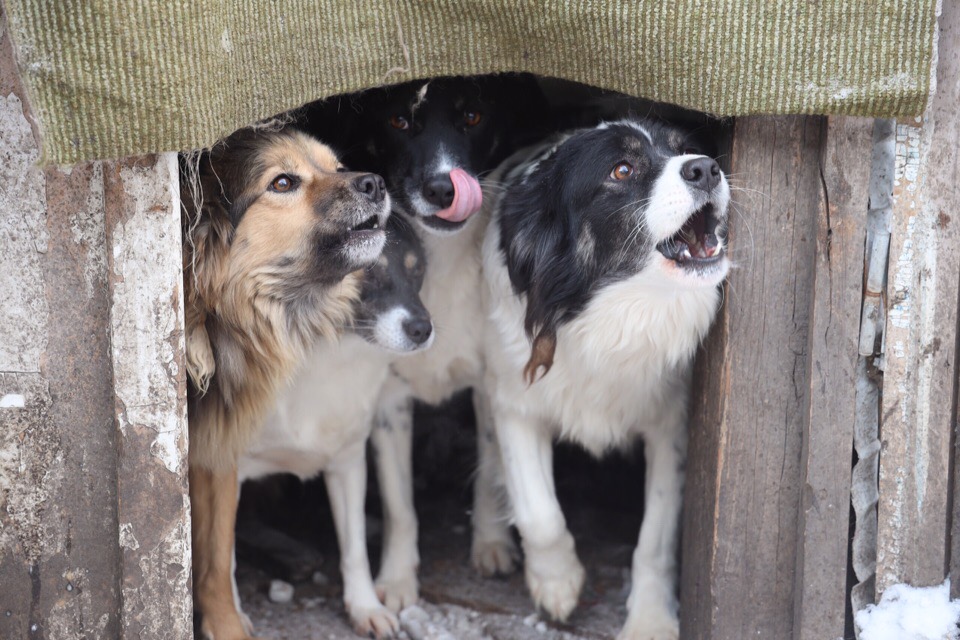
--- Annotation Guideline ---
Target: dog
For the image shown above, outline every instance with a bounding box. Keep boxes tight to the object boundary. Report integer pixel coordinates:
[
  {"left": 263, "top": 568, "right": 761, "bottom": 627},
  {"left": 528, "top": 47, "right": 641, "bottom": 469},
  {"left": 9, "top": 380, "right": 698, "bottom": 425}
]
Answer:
[
  {"left": 182, "top": 127, "right": 390, "bottom": 640},
  {"left": 480, "top": 119, "right": 730, "bottom": 640},
  {"left": 236, "top": 216, "right": 432, "bottom": 639},
  {"left": 304, "top": 74, "right": 551, "bottom": 610}
]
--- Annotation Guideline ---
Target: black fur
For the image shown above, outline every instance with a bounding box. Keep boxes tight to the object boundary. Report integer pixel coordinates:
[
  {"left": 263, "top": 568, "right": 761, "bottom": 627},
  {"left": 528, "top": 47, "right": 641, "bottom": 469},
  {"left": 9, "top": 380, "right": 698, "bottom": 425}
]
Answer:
[
  {"left": 303, "top": 74, "right": 551, "bottom": 231},
  {"left": 353, "top": 215, "right": 430, "bottom": 343}
]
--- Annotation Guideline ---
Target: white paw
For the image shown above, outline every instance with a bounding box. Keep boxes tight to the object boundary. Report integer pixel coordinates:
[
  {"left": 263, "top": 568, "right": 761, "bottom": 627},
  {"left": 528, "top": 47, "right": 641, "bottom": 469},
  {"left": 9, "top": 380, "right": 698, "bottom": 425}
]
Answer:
[
  {"left": 617, "top": 610, "right": 680, "bottom": 640},
  {"left": 524, "top": 555, "right": 585, "bottom": 621},
  {"left": 375, "top": 571, "right": 420, "bottom": 612},
  {"left": 348, "top": 602, "right": 400, "bottom": 639},
  {"left": 471, "top": 537, "right": 521, "bottom": 577}
]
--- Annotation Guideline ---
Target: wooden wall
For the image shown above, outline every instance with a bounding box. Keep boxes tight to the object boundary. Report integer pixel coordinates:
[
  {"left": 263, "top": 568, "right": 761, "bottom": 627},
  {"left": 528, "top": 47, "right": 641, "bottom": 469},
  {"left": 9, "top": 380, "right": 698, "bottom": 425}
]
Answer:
[
  {"left": 681, "top": 4, "right": 960, "bottom": 637},
  {"left": 0, "top": 5, "right": 192, "bottom": 638},
  {"left": 2, "top": 2, "right": 958, "bottom": 638}
]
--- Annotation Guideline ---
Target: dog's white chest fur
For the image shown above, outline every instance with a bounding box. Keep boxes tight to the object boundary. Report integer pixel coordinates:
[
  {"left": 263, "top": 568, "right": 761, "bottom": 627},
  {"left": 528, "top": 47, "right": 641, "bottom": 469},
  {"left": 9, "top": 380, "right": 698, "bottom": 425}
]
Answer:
[
  {"left": 390, "top": 217, "right": 488, "bottom": 404},
  {"left": 483, "top": 222, "right": 720, "bottom": 455},
  {"left": 238, "top": 335, "right": 389, "bottom": 481}
]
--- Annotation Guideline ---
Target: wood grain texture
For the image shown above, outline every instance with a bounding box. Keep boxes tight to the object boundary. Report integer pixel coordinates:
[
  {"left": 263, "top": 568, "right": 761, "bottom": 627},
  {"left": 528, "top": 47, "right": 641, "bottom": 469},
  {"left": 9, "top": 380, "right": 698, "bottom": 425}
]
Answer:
[
  {"left": 793, "top": 116, "right": 872, "bottom": 640},
  {"left": 682, "top": 116, "right": 826, "bottom": 639},
  {"left": 103, "top": 154, "right": 192, "bottom": 639},
  {"left": 877, "top": 0, "right": 960, "bottom": 597},
  {"left": 1, "top": 7, "right": 122, "bottom": 638}
]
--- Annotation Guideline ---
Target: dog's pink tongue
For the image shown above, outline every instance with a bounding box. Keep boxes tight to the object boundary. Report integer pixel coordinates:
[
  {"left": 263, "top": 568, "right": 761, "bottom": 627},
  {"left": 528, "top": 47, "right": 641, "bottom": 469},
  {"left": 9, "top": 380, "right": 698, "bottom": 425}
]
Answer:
[{"left": 435, "top": 168, "right": 483, "bottom": 223}]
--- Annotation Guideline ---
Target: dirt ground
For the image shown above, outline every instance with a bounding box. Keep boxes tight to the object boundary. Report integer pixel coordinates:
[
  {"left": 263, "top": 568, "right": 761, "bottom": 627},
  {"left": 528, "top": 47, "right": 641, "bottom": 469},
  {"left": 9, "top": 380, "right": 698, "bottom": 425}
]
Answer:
[{"left": 237, "top": 393, "right": 646, "bottom": 640}]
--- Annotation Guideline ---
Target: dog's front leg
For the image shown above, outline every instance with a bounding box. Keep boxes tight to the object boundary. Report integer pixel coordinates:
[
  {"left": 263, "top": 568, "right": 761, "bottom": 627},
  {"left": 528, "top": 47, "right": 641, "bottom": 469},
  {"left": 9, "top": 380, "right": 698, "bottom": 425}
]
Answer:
[
  {"left": 496, "top": 409, "right": 585, "bottom": 621},
  {"left": 370, "top": 374, "right": 420, "bottom": 612},
  {"left": 470, "top": 386, "right": 520, "bottom": 577},
  {"left": 325, "top": 442, "right": 400, "bottom": 639},
  {"left": 191, "top": 464, "right": 259, "bottom": 640},
  {"left": 619, "top": 416, "right": 686, "bottom": 640}
]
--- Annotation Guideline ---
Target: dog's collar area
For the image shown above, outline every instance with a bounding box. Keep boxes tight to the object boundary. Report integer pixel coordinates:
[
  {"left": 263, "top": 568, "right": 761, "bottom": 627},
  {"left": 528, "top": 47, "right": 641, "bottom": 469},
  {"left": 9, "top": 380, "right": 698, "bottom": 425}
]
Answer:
[{"left": 656, "top": 203, "right": 726, "bottom": 266}]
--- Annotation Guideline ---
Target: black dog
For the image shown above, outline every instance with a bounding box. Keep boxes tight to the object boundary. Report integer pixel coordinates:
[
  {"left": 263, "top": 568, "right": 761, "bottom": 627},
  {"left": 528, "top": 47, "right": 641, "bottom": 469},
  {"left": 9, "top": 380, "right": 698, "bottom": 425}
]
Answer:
[{"left": 305, "top": 74, "right": 550, "bottom": 234}]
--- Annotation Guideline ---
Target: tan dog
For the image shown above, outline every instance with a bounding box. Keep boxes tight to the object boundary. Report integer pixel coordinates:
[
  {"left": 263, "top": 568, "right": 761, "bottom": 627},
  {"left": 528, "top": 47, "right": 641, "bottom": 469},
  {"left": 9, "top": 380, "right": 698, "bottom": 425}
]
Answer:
[{"left": 182, "top": 128, "right": 390, "bottom": 640}]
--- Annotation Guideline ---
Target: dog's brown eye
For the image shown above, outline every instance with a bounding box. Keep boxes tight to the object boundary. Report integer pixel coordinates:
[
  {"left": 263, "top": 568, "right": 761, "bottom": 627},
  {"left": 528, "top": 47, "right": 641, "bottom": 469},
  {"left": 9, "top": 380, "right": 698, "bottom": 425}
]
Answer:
[
  {"left": 464, "top": 111, "right": 482, "bottom": 127},
  {"left": 611, "top": 162, "right": 634, "bottom": 181},
  {"left": 683, "top": 147, "right": 701, "bottom": 155},
  {"left": 269, "top": 174, "right": 297, "bottom": 193},
  {"left": 390, "top": 115, "right": 410, "bottom": 131}
]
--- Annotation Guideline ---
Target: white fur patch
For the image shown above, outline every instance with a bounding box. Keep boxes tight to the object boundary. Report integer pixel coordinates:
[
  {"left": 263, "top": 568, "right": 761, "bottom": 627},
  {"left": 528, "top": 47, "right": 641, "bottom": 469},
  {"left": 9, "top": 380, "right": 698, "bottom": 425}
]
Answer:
[
  {"left": 645, "top": 154, "right": 731, "bottom": 242},
  {"left": 374, "top": 306, "right": 434, "bottom": 353}
]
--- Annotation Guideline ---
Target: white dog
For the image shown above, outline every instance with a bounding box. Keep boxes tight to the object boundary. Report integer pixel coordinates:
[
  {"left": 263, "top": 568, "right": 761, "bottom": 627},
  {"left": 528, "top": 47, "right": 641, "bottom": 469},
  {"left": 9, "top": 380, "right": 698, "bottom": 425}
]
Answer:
[
  {"left": 236, "top": 218, "right": 433, "bottom": 639},
  {"left": 481, "top": 120, "right": 731, "bottom": 639}
]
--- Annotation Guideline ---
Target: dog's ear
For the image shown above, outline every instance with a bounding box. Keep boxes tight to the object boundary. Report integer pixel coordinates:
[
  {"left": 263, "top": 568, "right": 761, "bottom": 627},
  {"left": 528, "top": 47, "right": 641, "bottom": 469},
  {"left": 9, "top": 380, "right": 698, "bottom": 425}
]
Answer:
[
  {"left": 184, "top": 303, "right": 216, "bottom": 394},
  {"left": 498, "top": 159, "right": 594, "bottom": 383},
  {"left": 181, "top": 159, "right": 236, "bottom": 393}
]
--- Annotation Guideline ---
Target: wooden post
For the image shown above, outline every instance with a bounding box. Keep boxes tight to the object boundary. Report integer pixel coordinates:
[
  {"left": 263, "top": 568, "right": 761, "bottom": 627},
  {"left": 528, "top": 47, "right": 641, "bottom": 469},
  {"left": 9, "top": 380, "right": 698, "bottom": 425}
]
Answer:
[
  {"left": 793, "top": 117, "right": 872, "bottom": 640},
  {"left": 681, "top": 115, "right": 872, "bottom": 639},
  {"left": 0, "top": 6, "right": 191, "bottom": 637},
  {"left": 103, "top": 154, "right": 192, "bottom": 638},
  {"left": 877, "top": 0, "right": 960, "bottom": 597}
]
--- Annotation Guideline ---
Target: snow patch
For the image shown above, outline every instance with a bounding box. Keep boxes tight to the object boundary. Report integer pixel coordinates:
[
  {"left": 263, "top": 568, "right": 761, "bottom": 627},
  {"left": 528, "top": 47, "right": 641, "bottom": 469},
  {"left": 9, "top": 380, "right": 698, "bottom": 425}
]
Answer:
[{"left": 856, "top": 580, "right": 960, "bottom": 640}]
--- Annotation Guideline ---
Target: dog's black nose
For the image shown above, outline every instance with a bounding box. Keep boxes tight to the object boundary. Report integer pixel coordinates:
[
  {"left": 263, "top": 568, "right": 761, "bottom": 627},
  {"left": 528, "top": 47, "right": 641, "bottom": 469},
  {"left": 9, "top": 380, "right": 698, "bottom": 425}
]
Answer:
[
  {"left": 422, "top": 176, "right": 455, "bottom": 209},
  {"left": 402, "top": 316, "right": 433, "bottom": 345},
  {"left": 681, "top": 157, "right": 721, "bottom": 192},
  {"left": 354, "top": 174, "right": 386, "bottom": 203}
]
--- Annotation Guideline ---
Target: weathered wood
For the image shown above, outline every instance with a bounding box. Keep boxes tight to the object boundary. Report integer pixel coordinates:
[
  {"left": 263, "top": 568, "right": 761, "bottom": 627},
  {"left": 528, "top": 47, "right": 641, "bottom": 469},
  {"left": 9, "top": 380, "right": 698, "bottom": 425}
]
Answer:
[
  {"left": 681, "top": 116, "right": 825, "bottom": 639},
  {"left": 793, "top": 116, "right": 872, "bottom": 640},
  {"left": 1, "top": 8, "right": 122, "bottom": 638},
  {"left": 103, "top": 154, "right": 192, "bottom": 639},
  {"left": 876, "top": 0, "right": 960, "bottom": 597},
  {"left": 0, "top": 6, "right": 191, "bottom": 637}
]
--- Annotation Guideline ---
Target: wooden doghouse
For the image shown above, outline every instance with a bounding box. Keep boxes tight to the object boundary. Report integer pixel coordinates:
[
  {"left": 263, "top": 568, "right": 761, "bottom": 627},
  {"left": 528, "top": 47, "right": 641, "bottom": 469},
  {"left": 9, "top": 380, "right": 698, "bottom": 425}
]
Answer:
[{"left": 0, "top": 2, "right": 955, "bottom": 638}]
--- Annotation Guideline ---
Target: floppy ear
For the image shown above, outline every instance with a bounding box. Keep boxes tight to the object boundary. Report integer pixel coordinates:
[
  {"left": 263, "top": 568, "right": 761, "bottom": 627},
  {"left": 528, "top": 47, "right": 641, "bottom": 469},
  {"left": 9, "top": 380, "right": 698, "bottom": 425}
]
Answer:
[
  {"left": 498, "top": 163, "right": 593, "bottom": 384},
  {"left": 181, "top": 165, "right": 234, "bottom": 394},
  {"left": 184, "top": 303, "right": 216, "bottom": 394}
]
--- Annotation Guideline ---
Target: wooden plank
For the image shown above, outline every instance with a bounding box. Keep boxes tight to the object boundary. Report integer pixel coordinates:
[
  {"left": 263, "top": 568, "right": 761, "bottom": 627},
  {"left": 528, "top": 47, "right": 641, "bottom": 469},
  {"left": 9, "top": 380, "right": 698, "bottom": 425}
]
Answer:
[
  {"left": 103, "top": 154, "right": 192, "bottom": 639},
  {"left": 681, "top": 116, "right": 825, "bottom": 639},
  {"left": 793, "top": 116, "right": 872, "bottom": 640},
  {"left": 0, "top": 7, "right": 124, "bottom": 639},
  {"left": 876, "top": 0, "right": 960, "bottom": 597}
]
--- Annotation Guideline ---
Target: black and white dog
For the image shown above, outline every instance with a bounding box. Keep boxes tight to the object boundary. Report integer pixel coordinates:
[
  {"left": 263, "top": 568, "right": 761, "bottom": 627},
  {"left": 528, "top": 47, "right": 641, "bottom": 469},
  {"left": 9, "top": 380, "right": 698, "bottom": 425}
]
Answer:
[
  {"left": 481, "top": 120, "right": 730, "bottom": 640},
  {"left": 305, "top": 74, "right": 551, "bottom": 610},
  {"left": 238, "top": 217, "right": 432, "bottom": 639}
]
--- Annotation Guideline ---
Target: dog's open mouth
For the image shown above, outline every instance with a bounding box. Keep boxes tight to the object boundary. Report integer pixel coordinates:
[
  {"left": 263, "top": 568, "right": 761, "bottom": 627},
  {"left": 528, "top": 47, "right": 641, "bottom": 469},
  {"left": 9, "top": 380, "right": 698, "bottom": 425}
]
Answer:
[
  {"left": 349, "top": 214, "right": 381, "bottom": 235},
  {"left": 657, "top": 204, "right": 725, "bottom": 266}
]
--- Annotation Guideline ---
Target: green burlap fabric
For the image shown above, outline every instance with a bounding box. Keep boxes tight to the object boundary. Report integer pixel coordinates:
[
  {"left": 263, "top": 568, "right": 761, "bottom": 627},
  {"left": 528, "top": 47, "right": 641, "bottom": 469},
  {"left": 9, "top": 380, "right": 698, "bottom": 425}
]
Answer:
[{"left": 3, "top": 1, "right": 939, "bottom": 165}]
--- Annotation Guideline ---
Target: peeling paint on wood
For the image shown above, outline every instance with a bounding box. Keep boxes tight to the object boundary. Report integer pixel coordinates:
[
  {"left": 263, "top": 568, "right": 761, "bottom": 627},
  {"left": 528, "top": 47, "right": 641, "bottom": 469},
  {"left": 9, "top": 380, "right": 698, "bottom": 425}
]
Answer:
[
  {"left": 877, "top": 0, "right": 960, "bottom": 598},
  {"left": 2, "top": 6, "right": 190, "bottom": 637},
  {"left": 2, "top": 8, "right": 122, "bottom": 636},
  {"left": 104, "top": 152, "right": 192, "bottom": 640},
  {"left": 0, "top": 90, "right": 49, "bottom": 374}
]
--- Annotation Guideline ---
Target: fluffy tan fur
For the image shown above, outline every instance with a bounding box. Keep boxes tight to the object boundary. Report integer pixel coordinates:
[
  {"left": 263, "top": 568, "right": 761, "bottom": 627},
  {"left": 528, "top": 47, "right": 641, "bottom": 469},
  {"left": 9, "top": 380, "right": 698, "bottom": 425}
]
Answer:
[
  {"left": 183, "top": 128, "right": 385, "bottom": 640},
  {"left": 183, "top": 130, "right": 365, "bottom": 472}
]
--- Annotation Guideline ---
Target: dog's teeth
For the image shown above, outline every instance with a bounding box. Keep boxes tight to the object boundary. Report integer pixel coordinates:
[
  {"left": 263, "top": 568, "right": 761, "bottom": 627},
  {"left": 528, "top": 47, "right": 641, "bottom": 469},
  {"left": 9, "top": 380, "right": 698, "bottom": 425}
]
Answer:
[{"left": 681, "top": 248, "right": 692, "bottom": 260}]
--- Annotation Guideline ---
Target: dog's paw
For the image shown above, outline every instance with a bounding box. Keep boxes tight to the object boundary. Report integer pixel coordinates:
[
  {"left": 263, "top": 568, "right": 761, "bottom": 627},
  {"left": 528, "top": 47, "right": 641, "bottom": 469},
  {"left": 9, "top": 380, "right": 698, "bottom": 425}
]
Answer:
[
  {"left": 349, "top": 603, "right": 400, "bottom": 639},
  {"left": 375, "top": 572, "right": 419, "bottom": 612},
  {"left": 617, "top": 611, "right": 680, "bottom": 640},
  {"left": 471, "top": 537, "right": 521, "bottom": 577},
  {"left": 524, "top": 558, "right": 585, "bottom": 622},
  {"left": 238, "top": 609, "right": 255, "bottom": 637}
]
